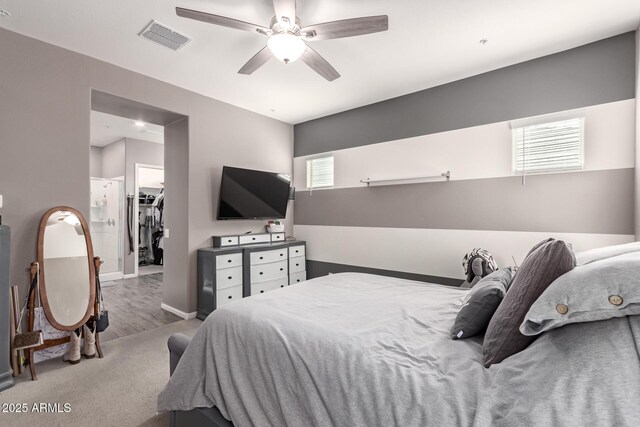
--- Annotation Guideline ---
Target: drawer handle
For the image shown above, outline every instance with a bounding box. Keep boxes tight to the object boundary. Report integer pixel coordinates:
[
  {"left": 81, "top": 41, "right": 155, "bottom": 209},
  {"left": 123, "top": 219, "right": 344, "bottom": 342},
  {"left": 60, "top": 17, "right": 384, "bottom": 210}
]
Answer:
[
  {"left": 252, "top": 237, "right": 256, "bottom": 241},
  {"left": 260, "top": 290, "right": 264, "bottom": 294},
  {"left": 259, "top": 272, "right": 263, "bottom": 275},
  {"left": 228, "top": 276, "right": 232, "bottom": 280},
  {"left": 280, "top": 268, "right": 284, "bottom": 271},
  {"left": 295, "top": 263, "right": 299, "bottom": 267},
  {"left": 228, "top": 295, "right": 232, "bottom": 299},
  {"left": 260, "top": 256, "right": 263, "bottom": 260},
  {"left": 227, "top": 239, "right": 232, "bottom": 243},
  {"left": 280, "top": 253, "right": 284, "bottom": 257},
  {"left": 227, "top": 259, "right": 232, "bottom": 263},
  {"left": 280, "top": 285, "right": 284, "bottom": 288}
]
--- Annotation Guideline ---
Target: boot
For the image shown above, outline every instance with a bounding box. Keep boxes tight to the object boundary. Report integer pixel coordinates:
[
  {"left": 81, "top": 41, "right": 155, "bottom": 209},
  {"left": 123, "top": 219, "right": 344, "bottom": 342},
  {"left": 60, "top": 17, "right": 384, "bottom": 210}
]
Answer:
[
  {"left": 62, "top": 329, "right": 81, "bottom": 364},
  {"left": 82, "top": 322, "right": 96, "bottom": 359}
]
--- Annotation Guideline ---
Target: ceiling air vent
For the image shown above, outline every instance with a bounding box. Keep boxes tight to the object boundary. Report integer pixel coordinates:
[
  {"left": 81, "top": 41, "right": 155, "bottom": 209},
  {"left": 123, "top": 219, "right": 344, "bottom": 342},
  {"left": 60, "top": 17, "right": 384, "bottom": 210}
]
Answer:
[{"left": 139, "top": 20, "right": 191, "bottom": 51}]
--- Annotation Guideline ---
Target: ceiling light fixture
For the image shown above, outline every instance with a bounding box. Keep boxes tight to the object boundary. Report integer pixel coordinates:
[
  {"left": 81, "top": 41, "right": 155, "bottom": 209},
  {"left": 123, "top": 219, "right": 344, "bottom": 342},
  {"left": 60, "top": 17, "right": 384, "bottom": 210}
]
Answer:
[
  {"left": 479, "top": 39, "right": 488, "bottom": 45},
  {"left": 0, "top": 10, "right": 10, "bottom": 17},
  {"left": 134, "top": 121, "right": 145, "bottom": 127},
  {"left": 267, "top": 33, "right": 306, "bottom": 64}
]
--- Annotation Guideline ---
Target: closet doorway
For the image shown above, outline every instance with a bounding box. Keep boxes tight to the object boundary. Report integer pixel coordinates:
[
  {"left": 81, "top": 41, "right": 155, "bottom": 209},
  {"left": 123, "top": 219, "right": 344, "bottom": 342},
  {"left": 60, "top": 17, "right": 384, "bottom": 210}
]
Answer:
[{"left": 134, "top": 165, "right": 165, "bottom": 277}]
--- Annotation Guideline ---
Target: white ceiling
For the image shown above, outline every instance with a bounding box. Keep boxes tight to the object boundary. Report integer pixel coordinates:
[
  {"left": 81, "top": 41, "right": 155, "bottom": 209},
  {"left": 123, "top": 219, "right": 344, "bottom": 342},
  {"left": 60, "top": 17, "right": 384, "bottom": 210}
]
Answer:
[
  {"left": 1, "top": 1, "right": 639, "bottom": 124},
  {"left": 91, "top": 111, "right": 164, "bottom": 146}
]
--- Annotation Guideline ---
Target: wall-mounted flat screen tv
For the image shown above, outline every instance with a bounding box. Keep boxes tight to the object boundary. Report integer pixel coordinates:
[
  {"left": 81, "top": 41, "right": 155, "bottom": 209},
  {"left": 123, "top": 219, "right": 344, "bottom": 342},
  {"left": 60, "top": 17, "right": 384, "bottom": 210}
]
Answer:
[{"left": 217, "top": 166, "right": 290, "bottom": 220}]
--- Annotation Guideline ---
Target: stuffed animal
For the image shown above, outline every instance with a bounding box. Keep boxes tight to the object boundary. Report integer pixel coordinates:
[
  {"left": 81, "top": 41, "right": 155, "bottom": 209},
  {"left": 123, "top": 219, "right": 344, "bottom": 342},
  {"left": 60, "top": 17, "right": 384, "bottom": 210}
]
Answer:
[{"left": 461, "top": 248, "right": 498, "bottom": 288}]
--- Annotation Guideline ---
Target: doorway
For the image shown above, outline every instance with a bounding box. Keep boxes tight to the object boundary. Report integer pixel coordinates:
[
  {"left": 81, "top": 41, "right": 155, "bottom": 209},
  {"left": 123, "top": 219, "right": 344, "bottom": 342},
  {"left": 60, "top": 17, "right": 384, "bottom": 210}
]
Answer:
[
  {"left": 89, "top": 98, "right": 182, "bottom": 342},
  {"left": 135, "top": 164, "right": 165, "bottom": 277}
]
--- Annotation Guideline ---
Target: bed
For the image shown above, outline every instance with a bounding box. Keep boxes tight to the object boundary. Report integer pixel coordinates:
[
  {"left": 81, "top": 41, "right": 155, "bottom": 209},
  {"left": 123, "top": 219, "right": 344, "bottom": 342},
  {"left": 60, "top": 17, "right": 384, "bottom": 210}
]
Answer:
[{"left": 158, "top": 272, "right": 640, "bottom": 426}]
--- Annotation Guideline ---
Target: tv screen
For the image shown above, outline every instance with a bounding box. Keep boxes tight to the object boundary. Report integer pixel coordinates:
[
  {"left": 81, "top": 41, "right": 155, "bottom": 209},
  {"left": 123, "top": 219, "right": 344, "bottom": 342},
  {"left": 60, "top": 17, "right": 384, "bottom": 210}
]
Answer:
[{"left": 217, "top": 166, "right": 291, "bottom": 220}]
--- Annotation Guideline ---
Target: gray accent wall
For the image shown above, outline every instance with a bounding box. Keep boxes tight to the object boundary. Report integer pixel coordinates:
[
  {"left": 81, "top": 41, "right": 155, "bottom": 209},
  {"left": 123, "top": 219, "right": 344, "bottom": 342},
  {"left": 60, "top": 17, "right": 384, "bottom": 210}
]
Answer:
[
  {"left": 307, "top": 260, "right": 463, "bottom": 287},
  {"left": 0, "top": 28, "right": 293, "bottom": 314},
  {"left": 295, "top": 32, "right": 636, "bottom": 157},
  {"left": 294, "top": 31, "right": 637, "bottom": 283},
  {"left": 295, "top": 169, "right": 635, "bottom": 235}
]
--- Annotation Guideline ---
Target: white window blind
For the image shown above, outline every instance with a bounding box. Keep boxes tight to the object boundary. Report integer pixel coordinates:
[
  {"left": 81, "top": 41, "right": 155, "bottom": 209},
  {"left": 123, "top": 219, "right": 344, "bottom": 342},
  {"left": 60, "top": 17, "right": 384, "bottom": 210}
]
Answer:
[
  {"left": 512, "top": 117, "right": 585, "bottom": 174},
  {"left": 306, "top": 155, "right": 334, "bottom": 189}
]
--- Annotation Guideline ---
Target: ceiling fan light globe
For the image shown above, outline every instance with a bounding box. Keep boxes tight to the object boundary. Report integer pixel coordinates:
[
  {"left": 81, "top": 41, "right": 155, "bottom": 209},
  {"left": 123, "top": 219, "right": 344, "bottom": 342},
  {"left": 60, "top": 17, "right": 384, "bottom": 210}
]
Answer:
[{"left": 268, "top": 33, "right": 305, "bottom": 64}]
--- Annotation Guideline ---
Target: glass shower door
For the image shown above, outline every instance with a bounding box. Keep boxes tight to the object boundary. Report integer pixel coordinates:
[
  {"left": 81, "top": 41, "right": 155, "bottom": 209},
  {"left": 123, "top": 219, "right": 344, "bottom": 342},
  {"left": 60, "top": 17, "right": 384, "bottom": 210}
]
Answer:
[{"left": 90, "top": 178, "right": 124, "bottom": 281}]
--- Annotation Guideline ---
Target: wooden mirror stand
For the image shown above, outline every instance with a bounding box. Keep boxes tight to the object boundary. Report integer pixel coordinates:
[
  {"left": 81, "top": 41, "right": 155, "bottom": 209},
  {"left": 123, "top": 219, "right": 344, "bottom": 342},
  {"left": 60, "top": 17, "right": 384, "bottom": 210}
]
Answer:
[{"left": 25, "top": 257, "right": 104, "bottom": 380}]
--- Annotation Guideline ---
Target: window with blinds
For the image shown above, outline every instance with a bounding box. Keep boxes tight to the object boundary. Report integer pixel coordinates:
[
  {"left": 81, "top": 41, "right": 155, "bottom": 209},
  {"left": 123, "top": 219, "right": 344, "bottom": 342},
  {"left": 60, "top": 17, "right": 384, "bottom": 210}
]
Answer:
[
  {"left": 512, "top": 117, "right": 585, "bottom": 175},
  {"left": 306, "top": 155, "right": 334, "bottom": 189}
]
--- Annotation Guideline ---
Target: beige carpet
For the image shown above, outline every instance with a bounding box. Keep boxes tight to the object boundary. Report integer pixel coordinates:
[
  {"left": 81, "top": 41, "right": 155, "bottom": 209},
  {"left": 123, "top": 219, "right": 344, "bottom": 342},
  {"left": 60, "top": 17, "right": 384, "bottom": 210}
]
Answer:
[{"left": 0, "top": 318, "right": 201, "bottom": 427}]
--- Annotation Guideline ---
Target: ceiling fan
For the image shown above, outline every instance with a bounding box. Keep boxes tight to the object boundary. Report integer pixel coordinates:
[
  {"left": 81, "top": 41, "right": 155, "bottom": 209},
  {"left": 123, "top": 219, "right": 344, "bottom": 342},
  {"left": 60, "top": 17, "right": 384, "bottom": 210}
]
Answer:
[{"left": 175, "top": 0, "right": 389, "bottom": 82}]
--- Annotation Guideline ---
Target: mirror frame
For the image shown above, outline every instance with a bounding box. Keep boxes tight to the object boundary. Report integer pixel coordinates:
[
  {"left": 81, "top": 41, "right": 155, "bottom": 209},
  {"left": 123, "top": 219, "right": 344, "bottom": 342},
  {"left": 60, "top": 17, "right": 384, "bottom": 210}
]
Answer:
[{"left": 37, "top": 206, "right": 96, "bottom": 331}]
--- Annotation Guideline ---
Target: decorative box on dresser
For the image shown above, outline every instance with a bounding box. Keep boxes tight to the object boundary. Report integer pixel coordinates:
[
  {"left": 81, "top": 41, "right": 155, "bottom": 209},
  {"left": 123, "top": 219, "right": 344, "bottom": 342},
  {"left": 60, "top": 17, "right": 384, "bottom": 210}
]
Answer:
[{"left": 196, "top": 234, "right": 306, "bottom": 320}]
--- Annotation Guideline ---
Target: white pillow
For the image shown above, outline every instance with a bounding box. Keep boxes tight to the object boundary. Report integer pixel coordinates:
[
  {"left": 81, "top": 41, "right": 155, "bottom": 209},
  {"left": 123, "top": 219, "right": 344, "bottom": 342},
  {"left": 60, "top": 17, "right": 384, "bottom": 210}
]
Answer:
[{"left": 575, "top": 241, "right": 640, "bottom": 266}]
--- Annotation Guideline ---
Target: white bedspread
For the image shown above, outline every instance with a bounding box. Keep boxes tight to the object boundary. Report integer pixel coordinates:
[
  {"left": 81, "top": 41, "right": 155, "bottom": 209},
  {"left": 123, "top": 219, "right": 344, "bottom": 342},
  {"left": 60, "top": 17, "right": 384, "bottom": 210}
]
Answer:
[{"left": 158, "top": 273, "right": 640, "bottom": 426}]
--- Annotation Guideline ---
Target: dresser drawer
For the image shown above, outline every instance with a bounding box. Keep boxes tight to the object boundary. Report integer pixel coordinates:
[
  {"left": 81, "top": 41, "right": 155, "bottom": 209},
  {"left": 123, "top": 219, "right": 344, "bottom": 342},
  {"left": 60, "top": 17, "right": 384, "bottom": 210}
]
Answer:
[
  {"left": 250, "top": 260, "right": 287, "bottom": 283},
  {"left": 217, "top": 285, "right": 242, "bottom": 307},
  {"left": 270, "top": 232, "right": 285, "bottom": 242},
  {"left": 216, "top": 253, "right": 242, "bottom": 269},
  {"left": 251, "top": 277, "right": 287, "bottom": 295},
  {"left": 239, "top": 234, "right": 271, "bottom": 245},
  {"left": 218, "top": 236, "right": 239, "bottom": 247},
  {"left": 289, "top": 271, "right": 307, "bottom": 285},
  {"left": 288, "top": 245, "right": 305, "bottom": 258},
  {"left": 250, "top": 248, "right": 287, "bottom": 265},
  {"left": 289, "top": 256, "right": 305, "bottom": 274},
  {"left": 216, "top": 266, "right": 243, "bottom": 289}
]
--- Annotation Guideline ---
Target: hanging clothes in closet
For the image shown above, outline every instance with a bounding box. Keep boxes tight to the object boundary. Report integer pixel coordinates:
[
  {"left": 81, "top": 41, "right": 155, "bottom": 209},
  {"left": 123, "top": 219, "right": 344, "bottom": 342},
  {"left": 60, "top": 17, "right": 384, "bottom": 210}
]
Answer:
[
  {"left": 139, "top": 189, "right": 164, "bottom": 266},
  {"left": 151, "top": 191, "right": 164, "bottom": 265}
]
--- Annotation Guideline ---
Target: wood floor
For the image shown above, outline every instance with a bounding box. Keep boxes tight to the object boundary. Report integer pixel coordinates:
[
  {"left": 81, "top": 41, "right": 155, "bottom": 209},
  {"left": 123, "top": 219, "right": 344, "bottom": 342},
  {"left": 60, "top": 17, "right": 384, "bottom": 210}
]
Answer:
[{"left": 100, "top": 273, "right": 182, "bottom": 342}]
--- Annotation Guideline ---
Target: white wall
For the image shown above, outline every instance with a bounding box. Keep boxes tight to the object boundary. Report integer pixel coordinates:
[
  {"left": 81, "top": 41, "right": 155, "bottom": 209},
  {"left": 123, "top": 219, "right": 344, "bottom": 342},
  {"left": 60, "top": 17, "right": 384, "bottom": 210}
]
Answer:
[
  {"left": 101, "top": 139, "right": 126, "bottom": 179},
  {"left": 90, "top": 146, "right": 103, "bottom": 178},
  {"left": 635, "top": 28, "right": 640, "bottom": 240}
]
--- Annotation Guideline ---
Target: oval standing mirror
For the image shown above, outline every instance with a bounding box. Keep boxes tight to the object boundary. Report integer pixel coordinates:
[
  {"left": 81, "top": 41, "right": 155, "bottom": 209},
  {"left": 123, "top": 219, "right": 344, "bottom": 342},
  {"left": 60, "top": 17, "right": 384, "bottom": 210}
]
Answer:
[{"left": 37, "top": 206, "right": 96, "bottom": 331}]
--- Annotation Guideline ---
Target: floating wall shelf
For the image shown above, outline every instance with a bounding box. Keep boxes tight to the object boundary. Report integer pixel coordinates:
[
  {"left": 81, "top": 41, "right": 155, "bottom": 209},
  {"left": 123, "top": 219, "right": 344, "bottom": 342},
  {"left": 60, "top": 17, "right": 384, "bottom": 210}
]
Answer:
[{"left": 360, "top": 171, "right": 451, "bottom": 187}]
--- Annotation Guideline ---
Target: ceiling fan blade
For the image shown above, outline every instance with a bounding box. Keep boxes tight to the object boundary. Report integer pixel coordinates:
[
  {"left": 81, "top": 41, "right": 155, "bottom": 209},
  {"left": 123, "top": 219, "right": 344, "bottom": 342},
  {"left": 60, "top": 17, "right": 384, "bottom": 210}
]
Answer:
[
  {"left": 301, "top": 45, "right": 340, "bottom": 82},
  {"left": 238, "top": 47, "right": 273, "bottom": 75},
  {"left": 301, "top": 15, "right": 388, "bottom": 41},
  {"left": 272, "top": 0, "right": 297, "bottom": 27},
  {"left": 176, "top": 7, "right": 271, "bottom": 35}
]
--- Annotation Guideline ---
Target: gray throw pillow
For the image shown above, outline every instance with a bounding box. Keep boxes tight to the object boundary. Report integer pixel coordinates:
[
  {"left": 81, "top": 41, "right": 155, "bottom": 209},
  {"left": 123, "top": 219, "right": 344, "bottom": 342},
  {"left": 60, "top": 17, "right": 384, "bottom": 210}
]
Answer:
[
  {"left": 574, "top": 242, "right": 640, "bottom": 266},
  {"left": 521, "top": 251, "right": 640, "bottom": 336},
  {"left": 483, "top": 239, "right": 575, "bottom": 367},
  {"left": 451, "top": 268, "right": 514, "bottom": 340}
]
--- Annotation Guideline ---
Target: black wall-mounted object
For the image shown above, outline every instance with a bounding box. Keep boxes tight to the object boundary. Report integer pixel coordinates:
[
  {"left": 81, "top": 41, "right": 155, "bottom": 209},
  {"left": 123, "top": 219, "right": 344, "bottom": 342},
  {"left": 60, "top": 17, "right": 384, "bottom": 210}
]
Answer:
[{"left": 217, "top": 166, "right": 291, "bottom": 220}]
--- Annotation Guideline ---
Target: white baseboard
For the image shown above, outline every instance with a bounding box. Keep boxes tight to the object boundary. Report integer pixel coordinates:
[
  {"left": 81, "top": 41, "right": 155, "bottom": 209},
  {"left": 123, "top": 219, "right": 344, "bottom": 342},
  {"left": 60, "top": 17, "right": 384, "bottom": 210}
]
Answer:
[
  {"left": 123, "top": 273, "right": 136, "bottom": 279},
  {"left": 161, "top": 303, "right": 197, "bottom": 320}
]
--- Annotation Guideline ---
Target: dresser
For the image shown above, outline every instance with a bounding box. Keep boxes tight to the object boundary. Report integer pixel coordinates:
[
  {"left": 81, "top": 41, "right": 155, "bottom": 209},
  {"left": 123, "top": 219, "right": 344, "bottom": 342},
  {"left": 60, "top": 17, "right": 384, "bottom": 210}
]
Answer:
[{"left": 197, "top": 240, "right": 306, "bottom": 320}]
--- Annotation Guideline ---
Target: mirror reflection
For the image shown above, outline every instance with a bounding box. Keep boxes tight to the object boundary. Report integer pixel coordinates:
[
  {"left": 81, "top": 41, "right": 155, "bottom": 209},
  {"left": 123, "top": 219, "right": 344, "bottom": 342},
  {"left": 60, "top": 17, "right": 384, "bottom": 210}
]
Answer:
[{"left": 43, "top": 210, "right": 91, "bottom": 327}]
